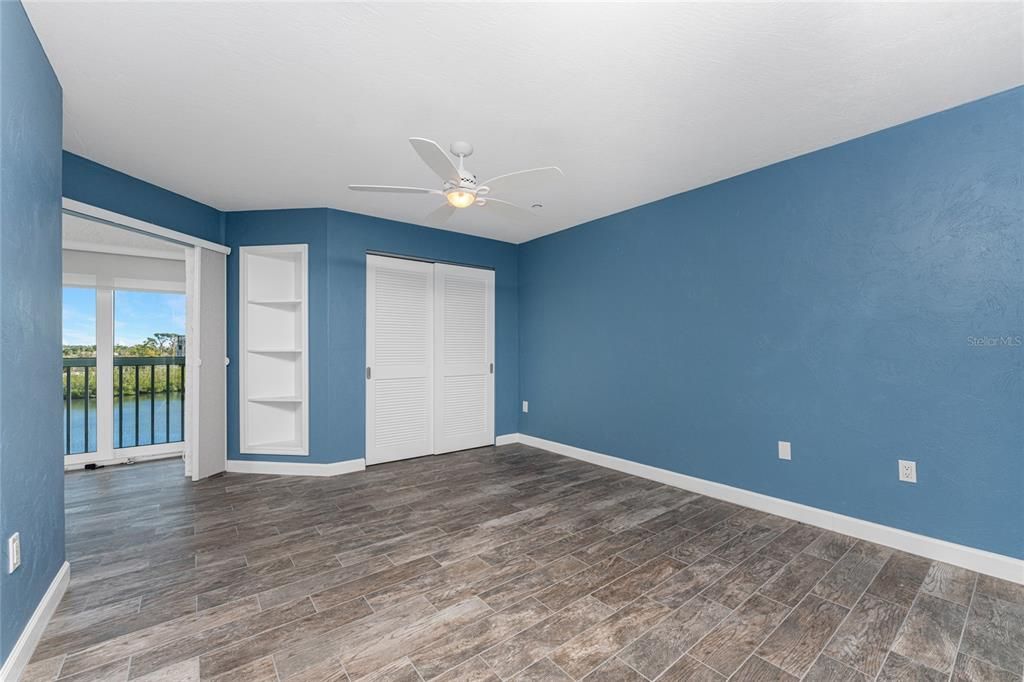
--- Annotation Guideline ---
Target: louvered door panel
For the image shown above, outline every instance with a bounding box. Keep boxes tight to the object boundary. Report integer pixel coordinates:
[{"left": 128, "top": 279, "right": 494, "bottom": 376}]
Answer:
[
  {"left": 434, "top": 264, "right": 495, "bottom": 453},
  {"left": 365, "top": 256, "right": 434, "bottom": 464}
]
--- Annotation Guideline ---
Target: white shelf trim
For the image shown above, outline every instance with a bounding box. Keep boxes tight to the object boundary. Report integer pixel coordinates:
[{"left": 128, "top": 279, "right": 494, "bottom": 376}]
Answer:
[{"left": 239, "top": 244, "right": 309, "bottom": 457}]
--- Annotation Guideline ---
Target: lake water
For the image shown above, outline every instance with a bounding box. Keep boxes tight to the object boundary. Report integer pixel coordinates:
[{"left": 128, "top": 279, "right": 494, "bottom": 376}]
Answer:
[{"left": 65, "top": 393, "right": 184, "bottom": 454}]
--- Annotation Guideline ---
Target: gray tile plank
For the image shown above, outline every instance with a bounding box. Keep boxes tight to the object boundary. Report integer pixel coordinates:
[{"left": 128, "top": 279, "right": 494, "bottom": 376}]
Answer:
[
  {"left": 865, "top": 552, "right": 932, "bottom": 607},
  {"left": 756, "top": 594, "right": 848, "bottom": 677},
  {"left": 890, "top": 592, "right": 968, "bottom": 674},
  {"left": 509, "top": 658, "right": 573, "bottom": 681},
  {"left": 617, "top": 595, "right": 731, "bottom": 680},
  {"left": 580, "top": 657, "right": 646, "bottom": 681},
  {"left": 549, "top": 596, "right": 671, "bottom": 679},
  {"left": 689, "top": 594, "right": 790, "bottom": 676},
  {"left": 920, "top": 562, "right": 976, "bottom": 606},
  {"left": 731, "top": 655, "right": 797, "bottom": 682},
  {"left": 822, "top": 592, "right": 908, "bottom": 677},
  {"left": 877, "top": 652, "right": 947, "bottom": 682},
  {"left": 534, "top": 556, "right": 637, "bottom": 611},
  {"left": 591, "top": 555, "right": 684, "bottom": 609},
  {"left": 646, "top": 555, "right": 736, "bottom": 609},
  {"left": 701, "top": 553, "right": 785, "bottom": 610},
  {"left": 758, "top": 554, "right": 832, "bottom": 607},
  {"left": 951, "top": 653, "right": 1020, "bottom": 682},
  {"left": 479, "top": 596, "right": 614, "bottom": 678},
  {"left": 657, "top": 655, "right": 725, "bottom": 682},
  {"left": 409, "top": 598, "right": 551, "bottom": 679},
  {"left": 812, "top": 542, "right": 891, "bottom": 608},
  {"left": 802, "top": 654, "right": 869, "bottom": 682},
  {"left": 959, "top": 593, "right": 1024, "bottom": 675}
]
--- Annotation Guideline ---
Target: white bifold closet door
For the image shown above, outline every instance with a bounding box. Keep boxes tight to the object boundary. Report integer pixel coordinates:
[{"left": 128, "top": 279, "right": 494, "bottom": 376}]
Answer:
[{"left": 365, "top": 255, "right": 494, "bottom": 465}]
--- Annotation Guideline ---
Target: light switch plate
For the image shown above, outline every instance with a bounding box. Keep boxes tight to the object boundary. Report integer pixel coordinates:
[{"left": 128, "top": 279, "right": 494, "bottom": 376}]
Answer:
[
  {"left": 778, "top": 441, "right": 791, "bottom": 460},
  {"left": 522, "top": 401, "right": 529, "bottom": 413}
]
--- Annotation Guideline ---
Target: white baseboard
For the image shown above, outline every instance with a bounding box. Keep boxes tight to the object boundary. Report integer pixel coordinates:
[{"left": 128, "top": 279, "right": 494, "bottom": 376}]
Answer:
[
  {"left": 506, "top": 433, "right": 1024, "bottom": 585},
  {"left": 225, "top": 458, "right": 365, "bottom": 477},
  {"left": 0, "top": 561, "right": 70, "bottom": 682},
  {"left": 495, "top": 434, "right": 520, "bottom": 446}
]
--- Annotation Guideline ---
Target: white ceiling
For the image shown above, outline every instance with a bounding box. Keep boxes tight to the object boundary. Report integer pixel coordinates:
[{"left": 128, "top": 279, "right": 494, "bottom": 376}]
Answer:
[{"left": 27, "top": 2, "right": 1024, "bottom": 244}]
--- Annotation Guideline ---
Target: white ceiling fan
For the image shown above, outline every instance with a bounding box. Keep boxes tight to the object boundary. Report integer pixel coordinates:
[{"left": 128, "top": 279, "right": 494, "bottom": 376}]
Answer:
[{"left": 349, "top": 138, "right": 563, "bottom": 224}]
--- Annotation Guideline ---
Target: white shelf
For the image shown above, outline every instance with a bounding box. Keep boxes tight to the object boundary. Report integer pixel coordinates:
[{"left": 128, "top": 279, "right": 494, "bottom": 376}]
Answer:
[
  {"left": 248, "top": 298, "right": 302, "bottom": 306},
  {"left": 240, "top": 244, "right": 309, "bottom": 456},
  {"left": 244, "top": 438, "right": 306, "bottom": 455}
]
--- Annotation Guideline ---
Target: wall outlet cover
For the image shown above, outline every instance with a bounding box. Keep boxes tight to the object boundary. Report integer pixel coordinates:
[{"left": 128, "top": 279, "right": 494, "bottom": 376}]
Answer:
[
  {"left": 778, "top": 441, "right": 791, "bottom": 460},
  {"left": 522, "top": 400, "right": 529, "bottom": 413},
  {"left": 898, "top": 459, "right": 917, "bottom": 483},
  {"left": 8, "top": 532, "right": 20, "bottom": 573}
]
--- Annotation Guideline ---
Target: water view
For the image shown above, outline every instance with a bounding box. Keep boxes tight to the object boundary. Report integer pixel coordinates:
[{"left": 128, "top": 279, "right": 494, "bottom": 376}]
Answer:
[{"left": 65, "top": 393, "right": 185, "bottom": 454}]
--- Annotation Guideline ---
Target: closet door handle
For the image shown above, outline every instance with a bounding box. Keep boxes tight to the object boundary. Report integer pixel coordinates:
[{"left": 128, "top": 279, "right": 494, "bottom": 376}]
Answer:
[
  {"left": 489, "top": 363, "right": 493, "bottom": 374},
  {"left": 366, "top": 366, "right": 372, "bottom": 380}
]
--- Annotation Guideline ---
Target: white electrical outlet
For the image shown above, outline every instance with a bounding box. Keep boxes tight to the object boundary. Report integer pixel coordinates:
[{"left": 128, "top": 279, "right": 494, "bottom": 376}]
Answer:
[
  {"left": 899, "top": 460, "right": 917, "bottom": 483},
  {"left": 8, "top": 532, "right": 20, "bottom": 573},
  {"left": 778, "top": 441, "right": 791, "bottom": 460},
  {"left": 522, "top": 401, "right": 529, "bottom": 413}
]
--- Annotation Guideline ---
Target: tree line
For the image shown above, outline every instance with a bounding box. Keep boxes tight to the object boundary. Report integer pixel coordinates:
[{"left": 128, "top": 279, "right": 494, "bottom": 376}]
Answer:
[{"left": 63, "top": 336, "right": 185, "bottom": 399}]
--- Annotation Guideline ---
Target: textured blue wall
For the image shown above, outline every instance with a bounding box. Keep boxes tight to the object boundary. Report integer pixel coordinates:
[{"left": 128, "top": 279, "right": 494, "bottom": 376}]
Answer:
[
  {"left": 0, "top": 0, "right": 65, "bottom": 663},
  {"left": 63, "top": 151, "right": 224, "bottom": 244},
  {"left": 518, "top": 88, "right": 1024, "bottom": 559},
  {"left": 225, "top": 208, "right": 519, "bottom": 464}
]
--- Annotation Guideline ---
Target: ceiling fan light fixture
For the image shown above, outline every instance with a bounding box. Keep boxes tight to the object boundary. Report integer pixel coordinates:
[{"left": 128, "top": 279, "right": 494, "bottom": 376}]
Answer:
[{"left": 445, "top": 188, "right": 476, "bottom": 208}]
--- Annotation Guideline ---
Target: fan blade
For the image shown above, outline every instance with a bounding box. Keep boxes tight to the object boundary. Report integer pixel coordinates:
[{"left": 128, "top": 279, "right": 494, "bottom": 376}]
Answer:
[
  {"left": 348, "top": 185, "right": 439, "bottom": 194},
  {"left": 481, "top": 198, "right": 537, "bottom": 221},
  {"left": 425, "top": 203, "right": 456, "bottom": 224},
  {"left": 480, "top": 166, "right": 563, "bottom": 194},
  {"left": 409, "top": 138, "right": 460, "bottom": 183}
]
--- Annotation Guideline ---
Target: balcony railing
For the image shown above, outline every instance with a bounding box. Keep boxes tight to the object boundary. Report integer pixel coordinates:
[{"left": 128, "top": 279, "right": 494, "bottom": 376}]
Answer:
[{"left": 63, "top": 356, "right": 185, "bottom": 455}]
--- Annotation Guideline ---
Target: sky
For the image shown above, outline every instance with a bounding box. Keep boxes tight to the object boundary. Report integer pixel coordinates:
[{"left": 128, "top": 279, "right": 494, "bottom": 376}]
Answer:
[{"left": 62, "top": 287, "right": 186, "bottom": 346}]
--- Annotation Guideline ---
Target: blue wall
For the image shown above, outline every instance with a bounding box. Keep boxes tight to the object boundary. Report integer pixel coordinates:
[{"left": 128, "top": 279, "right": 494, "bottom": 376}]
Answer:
[
  {"left": 0, "top": 0, "right": 65, "bottom": 663},
  {"left": 63, "top": 151, "right": 224, "bottom": 244},
  {"left": 225, "top": 208, "right": 519, "bottom": 464},
  {"left": 518, "top": 87, "right": 1024, "bottom": 559}
]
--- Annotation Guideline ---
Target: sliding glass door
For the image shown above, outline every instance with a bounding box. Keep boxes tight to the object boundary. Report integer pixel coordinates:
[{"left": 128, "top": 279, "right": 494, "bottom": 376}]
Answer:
[
  {"left": 113, "top": 290, "right": 186, "bottom": 450},
  {"left": 62, "top": 285, "right": 187, "bottom": 465},
  {"left": 62, "top": 286, "right": 98, "bottom": 455}
]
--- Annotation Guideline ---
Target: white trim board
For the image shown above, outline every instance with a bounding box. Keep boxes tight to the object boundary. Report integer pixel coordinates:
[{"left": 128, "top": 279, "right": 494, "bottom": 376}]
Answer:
[
  {"left": 0, "top": 561, "right": 70, "bottom": 682},
  {"left": 501, "top": 433, "right": 1024, "bottom": 585},
  {"left": 226, "top": 458, "right": 365, "bottom": 477},
  {"left": 62, "top": 198, "right": 230, "bottom": 254}
]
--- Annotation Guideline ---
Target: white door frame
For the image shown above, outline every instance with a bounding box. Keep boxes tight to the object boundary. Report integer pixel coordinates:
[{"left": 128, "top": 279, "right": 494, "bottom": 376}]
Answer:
[{"left": 60, "top": 199, "right": 230, "bottom": 474}]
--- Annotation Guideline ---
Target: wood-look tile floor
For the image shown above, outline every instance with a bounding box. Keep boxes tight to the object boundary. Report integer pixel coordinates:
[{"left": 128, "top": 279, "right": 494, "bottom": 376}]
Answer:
[{"left": 25, "top": 444, "right": 1024, "bottom": 682}]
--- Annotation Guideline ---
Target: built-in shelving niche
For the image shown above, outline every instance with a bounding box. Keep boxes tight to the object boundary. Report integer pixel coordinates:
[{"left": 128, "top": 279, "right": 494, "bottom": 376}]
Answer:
[{"left": 239, "top": 245, "right": 309, "bottom": 455}]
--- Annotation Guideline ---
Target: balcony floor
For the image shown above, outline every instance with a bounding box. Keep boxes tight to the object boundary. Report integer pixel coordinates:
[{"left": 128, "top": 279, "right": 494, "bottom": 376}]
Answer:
[{"left": 23, "top": 445, "right": 1024, "bottom": 681}]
